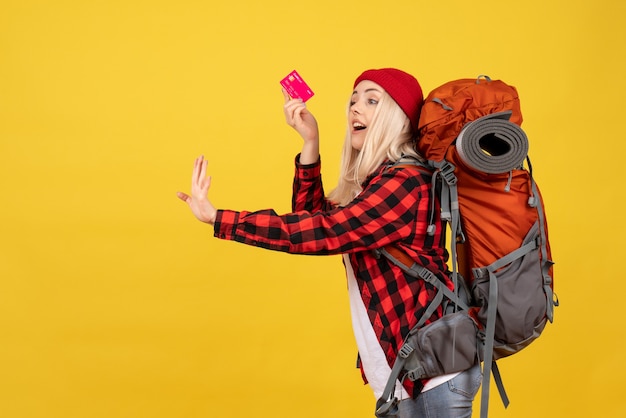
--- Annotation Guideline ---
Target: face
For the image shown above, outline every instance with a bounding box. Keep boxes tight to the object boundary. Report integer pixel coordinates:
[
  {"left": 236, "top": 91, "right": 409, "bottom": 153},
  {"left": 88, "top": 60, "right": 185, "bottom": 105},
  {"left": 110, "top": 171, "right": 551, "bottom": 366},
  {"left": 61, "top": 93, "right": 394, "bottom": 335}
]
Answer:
[{"left": 349, "top": 80, "right": 383, "bottom": 151}]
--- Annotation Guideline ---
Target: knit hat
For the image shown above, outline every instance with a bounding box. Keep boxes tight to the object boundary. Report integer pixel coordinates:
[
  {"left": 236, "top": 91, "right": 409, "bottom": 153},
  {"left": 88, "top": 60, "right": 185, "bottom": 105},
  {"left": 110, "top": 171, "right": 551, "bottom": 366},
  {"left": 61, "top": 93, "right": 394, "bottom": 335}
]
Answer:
[{"left": 353, "top": 68, "right": 423, "bottom": 132}]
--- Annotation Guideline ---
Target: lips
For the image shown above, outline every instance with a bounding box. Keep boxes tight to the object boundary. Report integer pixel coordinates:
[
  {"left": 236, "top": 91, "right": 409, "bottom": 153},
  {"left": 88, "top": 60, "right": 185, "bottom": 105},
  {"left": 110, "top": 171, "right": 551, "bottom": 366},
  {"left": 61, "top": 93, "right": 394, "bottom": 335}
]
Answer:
[{"left": 352, "top": 121, "right": 367, "bottom": 131}]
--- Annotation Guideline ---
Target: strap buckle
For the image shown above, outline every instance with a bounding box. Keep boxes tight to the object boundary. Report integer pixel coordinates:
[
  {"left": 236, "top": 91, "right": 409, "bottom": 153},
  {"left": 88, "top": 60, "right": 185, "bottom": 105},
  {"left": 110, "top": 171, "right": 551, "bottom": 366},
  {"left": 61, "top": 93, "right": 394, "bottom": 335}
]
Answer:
[
  {"left": 407, "top": 366, "right": 427, "bottom": 381},
  {"left": 398, "top": 343, "right": 414, "bottom": 359},
  {"left": 438, "top": 160, "right": 457, "bottom": 186},
  {"left": 375, "top": 397, "right": 399, "bottom": 417}
]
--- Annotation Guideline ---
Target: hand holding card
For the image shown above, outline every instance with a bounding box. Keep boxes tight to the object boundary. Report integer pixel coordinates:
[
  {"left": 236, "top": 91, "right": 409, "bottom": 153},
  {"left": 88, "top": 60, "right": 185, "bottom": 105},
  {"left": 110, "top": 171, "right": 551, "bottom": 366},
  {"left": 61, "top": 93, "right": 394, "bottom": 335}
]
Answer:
[{"left": 280, "top": 70, "right": 314, "bottom": 102}]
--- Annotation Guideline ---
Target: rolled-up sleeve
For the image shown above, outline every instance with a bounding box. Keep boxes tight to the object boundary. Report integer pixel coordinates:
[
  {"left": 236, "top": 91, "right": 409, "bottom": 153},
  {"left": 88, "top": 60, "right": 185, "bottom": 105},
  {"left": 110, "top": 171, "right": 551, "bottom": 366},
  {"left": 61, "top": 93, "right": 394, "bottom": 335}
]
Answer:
[
  {"left": 213, "top": 166, "right": 427, "bottom": 256},
  {"left": 291, "top": 154, "right": 333, "bottom": 213}
]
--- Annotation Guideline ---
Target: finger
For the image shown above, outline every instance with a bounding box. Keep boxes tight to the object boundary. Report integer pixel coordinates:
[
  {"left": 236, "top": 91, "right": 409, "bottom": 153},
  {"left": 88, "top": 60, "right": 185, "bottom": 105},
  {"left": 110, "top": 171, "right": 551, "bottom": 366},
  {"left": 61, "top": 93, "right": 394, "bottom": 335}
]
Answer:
[
  {"left": 192, "top": 155, "right": 202, "bottom": 184},
  {"left": 284, "top": 99, "right": 305, "bottom": 110},
  {"left": 203, "top": 175, "right": 212, "bottom": 193},
  {"left": 285, "top": 97, "right": 304, "bottom": 107},
  {"left": 284, "top": 101, "right": 306, "bottom": 123},
  {"left": 282, "top": 88, "right": 291, "bottom": 103},
  {"left": 193, "top": 155, "right": 205, "bottom": 184},
  {"left": 292, "top": 105, "right": 306, "bottom": 123},
  {"left": 199, "top": 158, "right": 208, "bottom": 182},
  {"left": 176, "top": 191, "right": 190, "bottom": 202}
]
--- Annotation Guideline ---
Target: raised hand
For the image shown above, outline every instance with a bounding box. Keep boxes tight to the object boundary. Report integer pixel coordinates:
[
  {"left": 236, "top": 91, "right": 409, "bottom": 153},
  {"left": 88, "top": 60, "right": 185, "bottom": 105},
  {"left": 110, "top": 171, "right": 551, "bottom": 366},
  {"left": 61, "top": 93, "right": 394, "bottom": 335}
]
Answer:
[
  {"left": 282, "top": 89, "right": 319, "bottom": 165},
  {"left": 177, "top": 156, "right": 217, "bottom": 225}
]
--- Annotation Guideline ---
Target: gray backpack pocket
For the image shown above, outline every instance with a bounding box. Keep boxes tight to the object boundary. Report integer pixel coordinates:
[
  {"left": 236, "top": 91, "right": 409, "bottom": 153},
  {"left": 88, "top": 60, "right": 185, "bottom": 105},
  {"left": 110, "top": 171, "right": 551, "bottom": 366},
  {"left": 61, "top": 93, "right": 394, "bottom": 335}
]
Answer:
[
  {"left": 471, "top": 220, "right": 547, "bottom": 360},
  {"left": 402, "top": 310, "right": 480, "bottom": 380}
]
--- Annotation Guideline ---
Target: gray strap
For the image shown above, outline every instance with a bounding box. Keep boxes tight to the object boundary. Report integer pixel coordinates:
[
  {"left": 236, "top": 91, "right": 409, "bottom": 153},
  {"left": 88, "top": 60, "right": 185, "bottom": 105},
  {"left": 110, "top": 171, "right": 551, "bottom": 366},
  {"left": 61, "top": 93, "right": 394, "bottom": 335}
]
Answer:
[
  {"left": 412, "top": 264, "right": 469, "bottom": 313},
  {"left": 441, "top": 162, "right": 466, "bottom": 363},
  {"left": 429, "top": 159, "right": 464, "bottom": 361},
  {"left": 479, "top": 270, "right": 499, "bottom": 418},
  {"left": 432, "top": 97, "right": 453, "bottom": 111},
  {"left": 448, "top": 180, "right": 461, "bottom": 305},
  {"left": 375, "top": 351, "right": 406, "bottom": 417},
  {"left": 529, "top": 167, "right": 557, "bottom": 322},
  {"left": 375, "top": 291, "right": 446, "bottom": 416},
  {"left": 376, "top": 302, "right": 439, "bottom": 418},
  {"left": 427, "top": 170, "right": 439, "bottom": 235},
  {"left": 375, "top": 247, "right": 464, "bottom": 417},
  {"left": 439, "top": 177, "right": 452, "bottom": 222},
  {"left": 380, "top": 248, "right": 469, "bottom": 312},
  {"left": 416, "top": 284, "right": 445, "bottom": 329},
  {"left": 431, "top": 160, "right": 464, "bottom": 309},
  {"left": 476, "top": 233, "right": 538, "bottom": 418},
  {"left": 491, "top": 361, "right": 510, "bottom": 408},
  {"left": 473, "top": 237, "right": 538, "bottom": 279}
]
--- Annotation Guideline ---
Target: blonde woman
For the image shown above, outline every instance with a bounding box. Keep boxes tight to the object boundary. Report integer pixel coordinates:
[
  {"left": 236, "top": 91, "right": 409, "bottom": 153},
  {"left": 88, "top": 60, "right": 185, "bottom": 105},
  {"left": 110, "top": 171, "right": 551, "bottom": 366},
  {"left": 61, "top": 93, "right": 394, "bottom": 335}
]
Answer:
[{"left": 177, "top": 68, "right": 481, "bottom": 417}]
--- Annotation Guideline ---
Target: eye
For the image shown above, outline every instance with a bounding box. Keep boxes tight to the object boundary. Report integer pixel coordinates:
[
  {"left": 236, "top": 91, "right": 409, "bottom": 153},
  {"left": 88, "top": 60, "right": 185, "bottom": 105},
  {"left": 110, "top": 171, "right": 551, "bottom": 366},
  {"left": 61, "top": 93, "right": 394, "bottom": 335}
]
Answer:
[
  {"left": 349, "top": 101, "right": 356, "bottom": 107},
  {"left": 368, "top": 98, "right": 379, "bottom": 105}
]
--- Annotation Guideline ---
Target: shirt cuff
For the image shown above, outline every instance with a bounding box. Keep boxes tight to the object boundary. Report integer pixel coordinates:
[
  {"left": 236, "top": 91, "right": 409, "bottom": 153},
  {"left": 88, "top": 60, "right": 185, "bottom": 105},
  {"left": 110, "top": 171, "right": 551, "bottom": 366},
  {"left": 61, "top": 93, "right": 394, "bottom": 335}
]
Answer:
[
  {"left": 213, "top": 209, "right": 240, "bottom": 240},
  {"left": 294, "top": 153, "right": 321, "bottom": 182}
]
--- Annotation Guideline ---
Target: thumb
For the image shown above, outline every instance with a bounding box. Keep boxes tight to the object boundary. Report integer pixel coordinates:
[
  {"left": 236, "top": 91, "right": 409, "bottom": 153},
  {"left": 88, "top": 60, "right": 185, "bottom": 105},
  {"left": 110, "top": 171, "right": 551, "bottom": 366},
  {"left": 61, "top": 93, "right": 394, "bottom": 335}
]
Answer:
[{"left": 176, "top": 191, "right": 190, "bottom": 202}]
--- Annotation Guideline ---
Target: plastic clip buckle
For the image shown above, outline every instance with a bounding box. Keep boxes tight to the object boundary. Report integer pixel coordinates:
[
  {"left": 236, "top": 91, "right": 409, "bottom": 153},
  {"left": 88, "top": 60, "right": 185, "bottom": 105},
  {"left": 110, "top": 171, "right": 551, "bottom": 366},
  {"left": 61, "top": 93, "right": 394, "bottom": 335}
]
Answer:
[
  {"left": 407, "top": 366, "right": 426, "bottom": 381},
  {"left": 375, "top": 397, "right": 399, "bottom": 417},
  {"left": 439, "top": 161, "right": 457, "bottom": 186},
  {"left": 398, "top": 344, "right": 414, "bottom": 359}
]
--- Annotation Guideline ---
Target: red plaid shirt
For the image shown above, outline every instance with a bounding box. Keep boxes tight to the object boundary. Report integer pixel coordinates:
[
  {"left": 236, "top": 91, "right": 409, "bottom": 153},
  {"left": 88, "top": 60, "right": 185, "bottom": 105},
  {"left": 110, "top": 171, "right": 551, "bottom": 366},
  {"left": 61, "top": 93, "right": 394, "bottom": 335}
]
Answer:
[{"left": 214, "top": 155, "right": 452, "bottom": 397}]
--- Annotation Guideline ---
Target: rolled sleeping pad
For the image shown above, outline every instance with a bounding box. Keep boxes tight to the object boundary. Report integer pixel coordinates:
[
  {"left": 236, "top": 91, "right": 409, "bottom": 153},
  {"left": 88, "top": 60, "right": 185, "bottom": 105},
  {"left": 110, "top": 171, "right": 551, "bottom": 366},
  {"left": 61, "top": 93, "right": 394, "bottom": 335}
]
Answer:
[{"left": 455, "top": 113, "right": 528, "bottom": 175}]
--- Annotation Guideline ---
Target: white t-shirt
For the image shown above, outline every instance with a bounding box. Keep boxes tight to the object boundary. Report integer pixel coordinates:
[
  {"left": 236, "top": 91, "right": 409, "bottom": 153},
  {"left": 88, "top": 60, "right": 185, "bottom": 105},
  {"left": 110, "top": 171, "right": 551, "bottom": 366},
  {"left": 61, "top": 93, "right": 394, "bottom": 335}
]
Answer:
[{"left": 343, "top": 255, "right": 458, "bottom": 400}]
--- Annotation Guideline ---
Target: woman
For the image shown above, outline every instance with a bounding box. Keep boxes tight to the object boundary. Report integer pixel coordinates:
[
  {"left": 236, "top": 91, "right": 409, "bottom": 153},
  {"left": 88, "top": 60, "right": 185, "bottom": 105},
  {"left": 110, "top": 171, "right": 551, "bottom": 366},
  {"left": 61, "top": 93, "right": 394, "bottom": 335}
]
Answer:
[{"left": 177, "top": 68, "right": 481, "bottom": 417}]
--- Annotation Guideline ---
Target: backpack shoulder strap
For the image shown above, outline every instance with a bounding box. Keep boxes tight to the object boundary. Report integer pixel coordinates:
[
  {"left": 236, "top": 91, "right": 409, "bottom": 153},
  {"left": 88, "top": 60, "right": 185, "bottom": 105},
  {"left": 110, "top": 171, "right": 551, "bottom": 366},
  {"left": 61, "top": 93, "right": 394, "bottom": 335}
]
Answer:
[
  {"left": 379, "top": 246, "right": 469, "bottom": 312},
  {"left": 385, "top": 156, "right": 433, "bottom": 175}
]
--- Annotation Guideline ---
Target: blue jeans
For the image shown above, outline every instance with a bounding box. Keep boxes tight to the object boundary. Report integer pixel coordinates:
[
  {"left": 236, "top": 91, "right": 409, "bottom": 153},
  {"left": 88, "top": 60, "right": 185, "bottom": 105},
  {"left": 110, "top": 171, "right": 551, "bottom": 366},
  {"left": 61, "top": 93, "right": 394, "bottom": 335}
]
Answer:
[{"left": 395, "top": 364, "right": 482, "bottom": 418}]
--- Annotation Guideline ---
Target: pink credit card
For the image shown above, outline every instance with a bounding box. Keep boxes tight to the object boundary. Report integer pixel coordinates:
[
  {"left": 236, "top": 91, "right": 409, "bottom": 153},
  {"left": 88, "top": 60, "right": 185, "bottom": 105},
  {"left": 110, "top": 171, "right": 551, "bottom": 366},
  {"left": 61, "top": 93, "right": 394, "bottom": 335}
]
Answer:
[{"left": 280, "top": 70, "right": 314, "bottom": 102}]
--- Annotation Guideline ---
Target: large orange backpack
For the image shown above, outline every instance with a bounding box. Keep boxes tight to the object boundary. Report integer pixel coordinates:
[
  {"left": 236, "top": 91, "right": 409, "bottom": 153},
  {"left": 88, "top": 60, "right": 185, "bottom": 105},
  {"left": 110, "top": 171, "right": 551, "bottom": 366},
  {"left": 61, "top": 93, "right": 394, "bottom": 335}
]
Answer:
[{"left": 375, "top": 76, "right": 557, "bottom": 418}]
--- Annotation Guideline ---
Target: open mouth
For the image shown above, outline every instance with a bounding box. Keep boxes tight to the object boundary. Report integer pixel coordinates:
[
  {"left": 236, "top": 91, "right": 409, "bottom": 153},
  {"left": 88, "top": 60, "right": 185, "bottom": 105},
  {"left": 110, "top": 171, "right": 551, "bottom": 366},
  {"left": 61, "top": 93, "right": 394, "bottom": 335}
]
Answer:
[{"left": 353, "top": 122, "right": 367, "bottom": 131}]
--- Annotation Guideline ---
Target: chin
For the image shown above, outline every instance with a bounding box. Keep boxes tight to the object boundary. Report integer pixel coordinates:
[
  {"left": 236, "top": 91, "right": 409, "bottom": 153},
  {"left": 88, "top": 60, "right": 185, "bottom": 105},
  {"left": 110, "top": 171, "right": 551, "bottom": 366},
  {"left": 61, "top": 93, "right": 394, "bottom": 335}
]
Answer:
[{"left": 351, "top": 134, "right": 365, "bottom": 150}]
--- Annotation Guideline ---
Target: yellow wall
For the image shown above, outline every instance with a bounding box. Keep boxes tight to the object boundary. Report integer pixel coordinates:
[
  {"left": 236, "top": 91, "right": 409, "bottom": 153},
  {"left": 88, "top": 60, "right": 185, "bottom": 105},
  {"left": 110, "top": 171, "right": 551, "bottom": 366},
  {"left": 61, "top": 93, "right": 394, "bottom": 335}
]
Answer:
[{"left": 1, "top": 1, "right": 624, "bottom": 417}]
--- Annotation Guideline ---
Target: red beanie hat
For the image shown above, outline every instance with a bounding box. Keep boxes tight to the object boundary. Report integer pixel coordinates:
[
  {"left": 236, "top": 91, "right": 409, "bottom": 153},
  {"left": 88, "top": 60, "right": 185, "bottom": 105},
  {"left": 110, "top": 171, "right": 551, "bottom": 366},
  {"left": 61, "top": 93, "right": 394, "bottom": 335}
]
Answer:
[{"left": 353, "top": 68, "right": 423, "bottom": 132}]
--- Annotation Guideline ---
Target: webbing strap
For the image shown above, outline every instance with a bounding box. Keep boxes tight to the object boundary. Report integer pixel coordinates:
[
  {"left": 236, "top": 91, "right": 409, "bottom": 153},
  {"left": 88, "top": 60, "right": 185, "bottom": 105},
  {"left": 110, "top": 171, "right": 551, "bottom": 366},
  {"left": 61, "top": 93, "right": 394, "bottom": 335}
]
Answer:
[
  {"left": 473, "top": 237, "right": 538, "bottom": 280},
  {"left": 476, "top": 237, "right": 538, "bottom": 418},
  {"left": 380, "top": 248, "right": 469, "bottom": 312},
  {"left": 529, "top": 166, "right": 557, "bottom": 322},
  {"left": 375, "top": 351, "right": 406, "bottom": 417},
  {"left": 435, "top": 160, "right": 465, "bottom": 364},
  {"left": 479, "top": 269, "right": 499, "bottom": 418},
  {"left": 376, "top": 283, "right": 446, "bottom": 416},
  {"left": 376, "top": 297, "right": 441, "bottom": 417},
  {"left": 491, "top": 361, "right": 510, "bottom": 408},
  {"left": 431, "top": 160, "right": 463, "bottom": 310},
  {"left": 417, "top": 284, "right": 445, "bottom": 329},
  {"left": 432, "top": 97, "right": 453, "bottom": 111},
  {"left": 375, "top": 248, "right": 461, "bottom": 417}
]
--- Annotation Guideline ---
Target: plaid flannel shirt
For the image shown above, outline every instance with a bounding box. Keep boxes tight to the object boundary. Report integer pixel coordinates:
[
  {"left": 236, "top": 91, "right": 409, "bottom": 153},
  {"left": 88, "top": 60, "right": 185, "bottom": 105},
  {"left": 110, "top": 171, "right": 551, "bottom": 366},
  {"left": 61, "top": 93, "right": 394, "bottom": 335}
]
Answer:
[{"left": 214, "top": 155, "right": 452, "bottom": 398}]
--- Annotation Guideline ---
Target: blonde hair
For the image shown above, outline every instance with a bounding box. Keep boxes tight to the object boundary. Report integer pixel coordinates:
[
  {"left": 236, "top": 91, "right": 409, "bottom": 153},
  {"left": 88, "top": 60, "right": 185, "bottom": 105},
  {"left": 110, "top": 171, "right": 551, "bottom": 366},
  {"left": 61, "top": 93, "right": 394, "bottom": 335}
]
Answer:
[{"left": 328, "top": 92, "right": 423, "bottom": 206}]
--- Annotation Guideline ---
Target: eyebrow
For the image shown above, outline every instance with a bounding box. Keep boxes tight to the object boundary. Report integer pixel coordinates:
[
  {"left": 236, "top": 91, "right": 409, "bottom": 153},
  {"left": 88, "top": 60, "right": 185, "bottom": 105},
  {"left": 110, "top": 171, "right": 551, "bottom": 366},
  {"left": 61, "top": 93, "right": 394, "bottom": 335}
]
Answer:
[{"left": 352, "top": 88, "right": 382, "bottom": 95}]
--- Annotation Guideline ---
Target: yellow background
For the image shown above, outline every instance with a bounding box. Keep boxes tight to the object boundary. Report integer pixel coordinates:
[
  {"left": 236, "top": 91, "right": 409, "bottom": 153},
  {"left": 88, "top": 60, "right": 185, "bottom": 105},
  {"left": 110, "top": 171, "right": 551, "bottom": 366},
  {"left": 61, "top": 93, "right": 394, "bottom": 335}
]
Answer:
[{"left": 1, "top": 0, "right": 624, "bottom": 417}]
